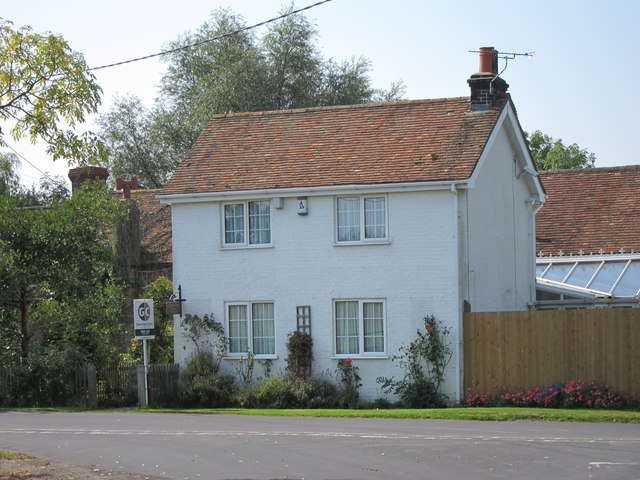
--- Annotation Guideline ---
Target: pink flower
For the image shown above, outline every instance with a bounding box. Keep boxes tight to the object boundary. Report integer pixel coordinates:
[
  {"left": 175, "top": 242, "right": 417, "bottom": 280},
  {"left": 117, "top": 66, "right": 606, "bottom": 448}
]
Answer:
[{"left": 424, "top": 324, "right": 433, "bottom": 331}]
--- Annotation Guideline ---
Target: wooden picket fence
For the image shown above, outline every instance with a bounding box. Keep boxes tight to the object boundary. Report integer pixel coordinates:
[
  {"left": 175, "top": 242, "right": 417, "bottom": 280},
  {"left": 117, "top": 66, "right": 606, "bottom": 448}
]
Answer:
[
  {"left": 464, "top": 309, "right": 640, "bottom": 396},
  {"left": 145, "top": 364, "right": 181, "bottom": 407}
]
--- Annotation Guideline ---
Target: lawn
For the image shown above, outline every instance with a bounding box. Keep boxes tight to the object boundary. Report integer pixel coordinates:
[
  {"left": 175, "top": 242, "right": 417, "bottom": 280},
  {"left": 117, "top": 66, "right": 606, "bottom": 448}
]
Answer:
[{"left": 137, "top": 406, "right": 640, "bottom": 423}]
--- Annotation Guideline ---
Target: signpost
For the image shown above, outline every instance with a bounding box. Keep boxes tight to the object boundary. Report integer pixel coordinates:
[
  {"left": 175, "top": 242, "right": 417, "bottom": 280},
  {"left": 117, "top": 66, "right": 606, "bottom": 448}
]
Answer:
[{"left": 133, "top": 299, "right": 155, "bottom": 407}]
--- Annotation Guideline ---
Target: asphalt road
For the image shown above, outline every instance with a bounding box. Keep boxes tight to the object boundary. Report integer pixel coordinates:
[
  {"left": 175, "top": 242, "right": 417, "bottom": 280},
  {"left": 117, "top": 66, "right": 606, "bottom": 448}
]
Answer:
[{"left": 1, "top": 411, "right": 639, "bottom": 479}]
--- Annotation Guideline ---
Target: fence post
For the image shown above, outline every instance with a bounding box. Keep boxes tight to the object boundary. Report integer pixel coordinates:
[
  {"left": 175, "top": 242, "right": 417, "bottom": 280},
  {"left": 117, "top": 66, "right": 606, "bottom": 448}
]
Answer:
[
  {"left": 137, "top": 365, "right": 147, "bottom": 408},
  {"left": 87, "top": 365, "right": 97, "bottom": 409}
]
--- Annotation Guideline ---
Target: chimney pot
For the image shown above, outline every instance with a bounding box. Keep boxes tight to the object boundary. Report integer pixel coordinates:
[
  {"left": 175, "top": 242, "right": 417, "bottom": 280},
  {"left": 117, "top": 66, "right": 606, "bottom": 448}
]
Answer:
[{"left": 478, "top": 47, "right": 497, "bottom": 74}]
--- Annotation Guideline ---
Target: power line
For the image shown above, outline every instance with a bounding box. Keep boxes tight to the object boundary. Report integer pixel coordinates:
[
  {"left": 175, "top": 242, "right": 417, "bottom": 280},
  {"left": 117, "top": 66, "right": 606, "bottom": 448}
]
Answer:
[
  {"left": 89, "top": 0, "right": 335, "bottom": 72},
  {"left": 3, "top": 142, "right": 46, "bottom": 176}
]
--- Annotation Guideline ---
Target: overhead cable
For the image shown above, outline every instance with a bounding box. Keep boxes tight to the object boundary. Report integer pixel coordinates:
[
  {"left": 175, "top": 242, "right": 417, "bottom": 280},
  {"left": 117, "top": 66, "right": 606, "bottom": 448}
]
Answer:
[
  {"left": 89, "top": 0, "right": 335, "bottom": 72},
  {"left": 3, "top": 142, "right": 46, "bottom": 176}
]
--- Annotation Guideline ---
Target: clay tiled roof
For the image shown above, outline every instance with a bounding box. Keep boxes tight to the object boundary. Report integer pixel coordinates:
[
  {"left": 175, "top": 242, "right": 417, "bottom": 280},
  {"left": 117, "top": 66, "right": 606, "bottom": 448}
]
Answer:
[
  {"left": 162, "top": 97, "right": 506, "bottom": 196},
  {"left": 130, "top": 189, "right": 172, "bottom": 264},
  {"left": 536, "top": 166, "right": 640, "bottom": 255}
]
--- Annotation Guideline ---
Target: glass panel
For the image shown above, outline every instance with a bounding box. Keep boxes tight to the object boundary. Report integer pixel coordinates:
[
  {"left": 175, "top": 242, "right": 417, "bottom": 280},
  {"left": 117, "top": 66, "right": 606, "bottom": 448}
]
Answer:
[
  {"left": 224, "top": 204, "right": 244, "bottom": 244},
  {"left": 337, "top": 197, "right": 360, "bottom": 242},
  {"left": 249, "top": 201, "right": 271, "bottom": 244},
  {"left": 614, "top": 261, "right": 640, "bottom": 297},
  {"left": 565, "top": 262, "right": 600, "bottom": 288},
  {"left": 228, "top": 305, "right": 248, "bottom": 353},
  {"left": 588, "top": 262, "right": 626, "bottom": 293},
  {"left": 535, "top": 264, "right": 548, "bottom": 277},
  {"left": 363, "top": 302, "right": 384, "bottom": 353},
  {"left": 335, "top": 301, "right": 359, "bottom": 354},
  {"left": 252, "top": 303, "right": 275, "bottom": 355},
  {"left": 542, "top": 263, "right": 574, "bottom": 282},
  {"left": 364, "top": 197, "right": 385, "bottom": 239}
]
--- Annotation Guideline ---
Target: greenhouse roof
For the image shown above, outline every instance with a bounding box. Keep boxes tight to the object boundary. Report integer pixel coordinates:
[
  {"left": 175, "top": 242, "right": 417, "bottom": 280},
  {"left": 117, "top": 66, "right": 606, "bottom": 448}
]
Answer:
[{"left": 536, "top": 253, "right": 640, "bottom": 298}]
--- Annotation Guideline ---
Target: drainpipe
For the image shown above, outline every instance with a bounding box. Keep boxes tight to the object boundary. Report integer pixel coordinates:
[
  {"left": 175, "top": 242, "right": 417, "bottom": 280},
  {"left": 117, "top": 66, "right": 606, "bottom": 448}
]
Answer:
[{"left": 450, "top": 184, "right": 463, "bottom": 401}]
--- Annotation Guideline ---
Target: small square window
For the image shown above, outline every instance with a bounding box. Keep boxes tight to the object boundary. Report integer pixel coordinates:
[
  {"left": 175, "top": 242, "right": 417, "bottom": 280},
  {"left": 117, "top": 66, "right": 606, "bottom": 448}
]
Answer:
[
  {"left": 336, "top": 196, "right": 387, "bottom": 243},
  {"left": 227, "top": 302, "right": 275, "bottom": 356},
  {"left": 223, "top": 200, "right": 271, "bottom": 247},
  {"left": 335, "top": 299, "right": 386, "bottom": 356}
]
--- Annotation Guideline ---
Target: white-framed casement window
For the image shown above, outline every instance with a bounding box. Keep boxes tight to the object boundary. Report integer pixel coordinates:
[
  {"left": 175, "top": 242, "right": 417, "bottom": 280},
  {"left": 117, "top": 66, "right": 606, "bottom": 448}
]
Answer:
[
  {"left": 336, "top": 196, "right": 387, "bottom": 243},
  {"left": 334, "top": 299, "right": 386, "bottom": 356},
  {"left": 227, "top": 302, "right": 276, "bottom": 357},
  {"left": 223, "top": 200, "right": 271, "bottom": 246}
]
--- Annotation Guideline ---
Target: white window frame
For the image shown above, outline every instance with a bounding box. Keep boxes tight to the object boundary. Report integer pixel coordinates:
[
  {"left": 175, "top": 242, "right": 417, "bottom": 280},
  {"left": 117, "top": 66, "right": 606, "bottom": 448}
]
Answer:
[
  {"left": 225, "top": 301, "right": 276, "bottom": 358},
  {"left": 222, "top": 200, "right": 271, "bottom": 248},
  {"left": 333, "top": 299, "right": 387, "bottom": 358},
  {"left": 335, "top": 195, "right": 388, "bottom": 244}
]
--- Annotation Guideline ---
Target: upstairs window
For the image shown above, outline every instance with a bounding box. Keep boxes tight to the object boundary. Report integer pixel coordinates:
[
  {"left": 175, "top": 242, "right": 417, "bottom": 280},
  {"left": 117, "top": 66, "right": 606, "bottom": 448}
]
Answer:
[
  {"left": 223, "top": 200, "right": 271, "bottom": 246},
  {"left": 336, "top": 196, "right": 386, "bottom": 243}
]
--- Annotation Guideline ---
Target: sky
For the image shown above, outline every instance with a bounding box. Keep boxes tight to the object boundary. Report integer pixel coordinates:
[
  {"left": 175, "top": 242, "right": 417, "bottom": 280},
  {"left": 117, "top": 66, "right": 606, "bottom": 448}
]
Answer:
[{"left": 3, "top": 0, "right": 640, "bottom": 187}]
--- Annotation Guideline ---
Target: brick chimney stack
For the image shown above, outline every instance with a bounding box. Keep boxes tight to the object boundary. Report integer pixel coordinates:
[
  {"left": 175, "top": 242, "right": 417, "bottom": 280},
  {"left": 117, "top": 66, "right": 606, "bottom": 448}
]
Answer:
[
  {"left": 467, "top": 47, "right": 509, "bottom": 111},
  {"left": 68, "top": 166, "right": 109, "bottom": 192},
  {"left": 116, "top": 177, "right": 139, "bottom": 200}
]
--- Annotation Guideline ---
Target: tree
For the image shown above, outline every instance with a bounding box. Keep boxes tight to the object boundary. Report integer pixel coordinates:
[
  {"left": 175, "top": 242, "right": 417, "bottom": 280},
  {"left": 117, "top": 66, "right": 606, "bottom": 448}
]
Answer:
[
  {"left": 0, "top": 184, "right": 124, "bottom": 366},
  {"left": 0, "top": 151, "right": 20, "bottom": 195},
  {"left": 526, "top": 130, "right": 596, "bottom": 170},
  {"left": 96, "top": 96, "right": 179, "bottom": 188},
  {"left": 98, "top": 6, "right": 404, "bottom": 187},
  {"left": 0, "top": 19, "right": 105, "bottom": 164}
]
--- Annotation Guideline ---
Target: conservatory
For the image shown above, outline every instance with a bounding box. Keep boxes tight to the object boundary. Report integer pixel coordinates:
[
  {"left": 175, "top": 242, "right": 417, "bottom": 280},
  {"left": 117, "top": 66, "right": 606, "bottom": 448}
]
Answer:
[{"left": 535, "top": 253, "right": 640, "bottom": 309}]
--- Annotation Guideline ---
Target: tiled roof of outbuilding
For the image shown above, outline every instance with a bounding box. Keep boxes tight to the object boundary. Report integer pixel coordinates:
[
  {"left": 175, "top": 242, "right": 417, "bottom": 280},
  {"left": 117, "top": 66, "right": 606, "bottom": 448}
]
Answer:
[
  {"left": 536, "top": 166, "right": 640, "bottom": 256},
  {"left": 161, "top": 97, "right": 506, "bottom": 196}
]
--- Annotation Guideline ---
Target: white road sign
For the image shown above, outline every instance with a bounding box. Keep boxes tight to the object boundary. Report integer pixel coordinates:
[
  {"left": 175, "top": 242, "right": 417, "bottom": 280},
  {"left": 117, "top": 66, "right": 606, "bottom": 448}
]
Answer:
[{"left": 133, "top": 299, "right": 155, "bottom": 340}]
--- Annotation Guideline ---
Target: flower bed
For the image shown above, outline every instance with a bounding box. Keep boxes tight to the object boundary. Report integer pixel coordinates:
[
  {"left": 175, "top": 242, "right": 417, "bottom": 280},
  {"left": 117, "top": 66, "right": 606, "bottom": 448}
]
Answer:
[{"left": 459, "top": 380, "right": 640, "bottom": 410}]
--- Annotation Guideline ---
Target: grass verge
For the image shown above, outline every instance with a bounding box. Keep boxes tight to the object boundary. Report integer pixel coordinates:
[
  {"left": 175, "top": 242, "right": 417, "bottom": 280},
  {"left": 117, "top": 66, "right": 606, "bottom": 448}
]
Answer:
[
  {"left": 2, "top": 406, "right": 639, "bottom": 423},
  {"left": 135, "top": 407, "right": 640, "bottom": 423},
  {"left": 0, "top": 451, "right": 35, "bottom": 460}
]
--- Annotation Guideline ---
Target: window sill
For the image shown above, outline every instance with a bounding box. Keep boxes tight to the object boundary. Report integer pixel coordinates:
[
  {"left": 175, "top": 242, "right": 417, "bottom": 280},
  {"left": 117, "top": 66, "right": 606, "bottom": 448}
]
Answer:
[
  {"left": 221, "top": 244, "right": 274, "bottom": 251},
  {"left": 333, "top": 240, "right": 390, "bottom": 247},
  {"left": 224, "top": 354, "right": 278, "bottom": 360},
  {"left": 331, "top": 355, "right": 389, "bottom": 360}
]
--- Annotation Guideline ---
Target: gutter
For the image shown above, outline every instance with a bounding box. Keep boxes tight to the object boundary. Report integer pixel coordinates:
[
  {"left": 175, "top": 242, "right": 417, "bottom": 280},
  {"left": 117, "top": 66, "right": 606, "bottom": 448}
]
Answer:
[{"left": 157, "top": 179, "right": 471, "bottom": 204}]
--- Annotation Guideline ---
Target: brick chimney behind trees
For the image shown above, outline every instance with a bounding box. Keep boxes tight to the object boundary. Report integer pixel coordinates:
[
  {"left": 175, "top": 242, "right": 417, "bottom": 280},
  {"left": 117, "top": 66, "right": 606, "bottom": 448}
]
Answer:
[
  {"left": 68, "top": 166, "right": 109, "bottom": 192},
  {"left": 467, "top": 47, "right": 509, "bottom": 111}
]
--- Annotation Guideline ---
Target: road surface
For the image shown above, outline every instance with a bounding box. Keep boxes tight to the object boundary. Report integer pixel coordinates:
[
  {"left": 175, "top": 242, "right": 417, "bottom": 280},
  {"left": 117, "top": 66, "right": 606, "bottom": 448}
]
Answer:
[{"left": 1, "top": 411, "right": 639, "bottom": 479}]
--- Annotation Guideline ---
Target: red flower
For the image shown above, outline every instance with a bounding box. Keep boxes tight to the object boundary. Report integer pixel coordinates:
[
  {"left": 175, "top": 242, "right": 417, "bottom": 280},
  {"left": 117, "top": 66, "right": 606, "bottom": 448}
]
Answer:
[
  {"left": 424, "top": 324, "right": 433, "bottom": 331},
  {"left": 345, "top": 357, "right": 352, "bottom": 364}
]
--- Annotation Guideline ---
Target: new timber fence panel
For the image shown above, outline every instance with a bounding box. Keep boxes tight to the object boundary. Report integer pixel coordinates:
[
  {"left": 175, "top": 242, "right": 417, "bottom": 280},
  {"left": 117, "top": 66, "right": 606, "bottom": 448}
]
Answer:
[{"left": 464, "top": 309, "right": 640, "bottom": 396}]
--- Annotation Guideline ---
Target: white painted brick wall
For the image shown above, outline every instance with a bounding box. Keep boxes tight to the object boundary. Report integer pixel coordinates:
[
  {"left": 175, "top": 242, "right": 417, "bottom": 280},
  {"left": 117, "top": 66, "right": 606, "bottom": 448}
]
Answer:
[
  {"left": 464, "top": 128, "right": 537, "bottom": 312},
  {"left": 171, "top": 190, "right": 462, "bottom": 400}
]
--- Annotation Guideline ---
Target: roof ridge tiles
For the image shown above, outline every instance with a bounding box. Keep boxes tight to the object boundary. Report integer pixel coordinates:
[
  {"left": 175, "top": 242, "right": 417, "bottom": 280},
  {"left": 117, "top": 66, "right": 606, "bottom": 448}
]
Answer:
[
  {"left": 541, "top": 164, "right": 640, "bottom": 174},
  {"left": 208, "top": 97, "right": 472, "bottom": 120}
]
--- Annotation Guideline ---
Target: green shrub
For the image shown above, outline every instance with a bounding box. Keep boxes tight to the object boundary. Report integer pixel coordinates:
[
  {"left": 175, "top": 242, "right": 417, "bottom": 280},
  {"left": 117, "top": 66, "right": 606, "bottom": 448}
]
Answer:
[
  {"left": 236, "top": 375, "right": 338, "bottom": 409},
  {"left": 285, "top": 331, "right": 313, "bottom": 379},
  {"left": 0, "top": 347, "right": 84, "bottom": 407},
  {"left": 378, "top": 315, "right": 452, "bottom": 408},
  {"left": 179, "top": 352, "right": 236, "bottom": 407},
  {"left": 335, "top": 358, "right": 361, "bottom": 408}
]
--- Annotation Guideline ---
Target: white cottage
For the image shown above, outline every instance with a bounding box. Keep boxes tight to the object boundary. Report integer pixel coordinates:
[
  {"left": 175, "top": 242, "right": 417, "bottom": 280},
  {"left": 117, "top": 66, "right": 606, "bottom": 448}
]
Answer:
[{"left": 159, "top": 48, "right": 545, "bottom": 400}]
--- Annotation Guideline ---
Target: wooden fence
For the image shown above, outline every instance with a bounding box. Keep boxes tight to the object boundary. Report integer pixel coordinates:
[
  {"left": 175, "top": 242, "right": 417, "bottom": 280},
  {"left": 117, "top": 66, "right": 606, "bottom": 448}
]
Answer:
[{"left": 464, "top": 309, "right": 640, "bottom": 396}]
